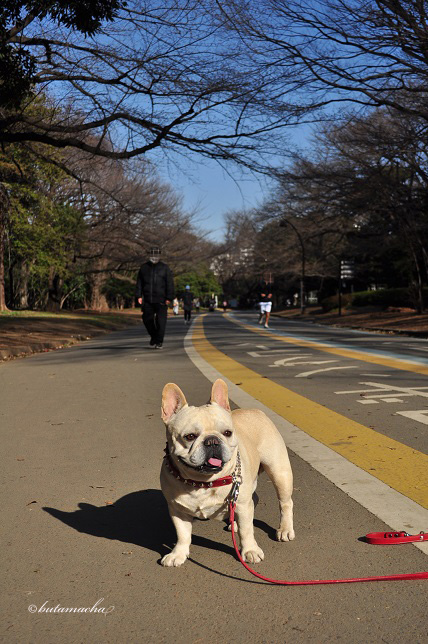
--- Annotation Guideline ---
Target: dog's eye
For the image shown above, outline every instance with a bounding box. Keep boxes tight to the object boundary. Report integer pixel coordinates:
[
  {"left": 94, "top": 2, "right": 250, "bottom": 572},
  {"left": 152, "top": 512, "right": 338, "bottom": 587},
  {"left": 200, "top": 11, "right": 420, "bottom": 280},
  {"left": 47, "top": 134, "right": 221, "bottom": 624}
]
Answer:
[
  {"left": 223, "top": 430, "right": 232, "bottom": 437},
  {"left": 184, "top": 433, "right": 198, "bottom": 441}
]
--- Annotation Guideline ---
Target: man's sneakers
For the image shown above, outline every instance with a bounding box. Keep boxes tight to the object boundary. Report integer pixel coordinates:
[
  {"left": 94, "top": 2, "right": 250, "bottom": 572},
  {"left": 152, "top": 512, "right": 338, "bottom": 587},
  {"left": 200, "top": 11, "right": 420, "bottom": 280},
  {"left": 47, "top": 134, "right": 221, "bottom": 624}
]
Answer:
[
  {"left": 264, "top": 323, "right": 269, "bottom": 328},
  {"left": 150, "top": 338, "right": 162, "bottom": 349}
]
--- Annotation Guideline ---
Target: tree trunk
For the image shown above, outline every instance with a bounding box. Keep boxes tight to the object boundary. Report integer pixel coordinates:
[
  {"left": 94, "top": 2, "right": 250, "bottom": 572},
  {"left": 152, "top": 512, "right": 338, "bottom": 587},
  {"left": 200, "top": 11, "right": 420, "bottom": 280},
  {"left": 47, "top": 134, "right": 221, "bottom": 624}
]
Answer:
[
  {"left": 409, "top": 244, "right": 424, "bottom": 314},
  {"left": 0, "top": 184, "right": 9, "bottom": 311},
  {"left": 16, "top": 261, "right": 30, "bottom": 309},
  {"left": 46, "top": 269, "right": 63, "bottom": 312},
  {"left": 89, "top": 261, "right": 109, "bottom": 311}
]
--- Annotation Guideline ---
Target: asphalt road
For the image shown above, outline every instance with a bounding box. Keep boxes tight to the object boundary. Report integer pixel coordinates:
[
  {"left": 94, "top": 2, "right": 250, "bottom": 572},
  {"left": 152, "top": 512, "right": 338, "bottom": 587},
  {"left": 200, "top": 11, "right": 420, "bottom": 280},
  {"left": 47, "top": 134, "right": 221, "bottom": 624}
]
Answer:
[{"left": 1, "top": 312, "right": 427, "bottom": 643}]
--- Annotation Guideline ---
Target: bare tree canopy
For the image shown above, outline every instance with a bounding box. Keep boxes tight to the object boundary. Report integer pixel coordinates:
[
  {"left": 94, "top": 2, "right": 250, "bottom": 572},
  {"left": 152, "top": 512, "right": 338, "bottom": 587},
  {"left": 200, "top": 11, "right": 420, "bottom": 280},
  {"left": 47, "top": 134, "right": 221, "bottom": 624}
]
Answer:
[
  {"left": 220, "top": 0, "right": 428, "bottom": 122},
  {"left": 0, "top": 0, "right": 125, "bottom": 107},
  {"left": 1, "top": 0, "right": 300, "bottom": 168},
  {"left": 3, "top": 0, "right": 428, "bottom": 165}
]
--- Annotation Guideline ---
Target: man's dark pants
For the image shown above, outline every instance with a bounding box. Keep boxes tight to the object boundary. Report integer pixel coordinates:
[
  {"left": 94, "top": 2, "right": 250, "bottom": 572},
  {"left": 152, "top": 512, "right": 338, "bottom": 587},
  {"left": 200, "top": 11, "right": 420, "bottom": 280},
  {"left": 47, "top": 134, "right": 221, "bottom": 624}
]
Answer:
[{"left": 142, "top": 302, "right": 168, "bottom": 344}]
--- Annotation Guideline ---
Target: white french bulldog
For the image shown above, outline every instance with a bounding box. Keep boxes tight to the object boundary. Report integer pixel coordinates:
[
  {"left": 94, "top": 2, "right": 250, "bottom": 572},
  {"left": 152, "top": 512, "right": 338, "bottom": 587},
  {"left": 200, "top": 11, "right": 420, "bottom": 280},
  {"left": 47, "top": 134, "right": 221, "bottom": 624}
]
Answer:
[{"left": 160, "top": 378, "right": 295, "bottom": 567}]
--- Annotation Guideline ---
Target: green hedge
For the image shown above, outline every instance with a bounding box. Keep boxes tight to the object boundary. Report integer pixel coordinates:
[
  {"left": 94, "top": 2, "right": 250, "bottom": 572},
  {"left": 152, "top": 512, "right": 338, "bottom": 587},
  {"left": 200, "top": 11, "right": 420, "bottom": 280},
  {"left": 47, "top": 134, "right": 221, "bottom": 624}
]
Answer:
[
  {"left": 321, "top": 288, "right": 428, "bottom": 312},
  {"left": 321, "top": 293, "right": 353, "bottom": 312}
]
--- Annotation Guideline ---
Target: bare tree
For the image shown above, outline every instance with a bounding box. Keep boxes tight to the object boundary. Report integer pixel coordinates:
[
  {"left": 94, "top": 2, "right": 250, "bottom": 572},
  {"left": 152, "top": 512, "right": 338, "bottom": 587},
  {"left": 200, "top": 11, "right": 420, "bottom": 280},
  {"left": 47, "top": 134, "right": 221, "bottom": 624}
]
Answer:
[
  {"left": 218, "top": 0, "right": 428, "bottom": 123},
  {"left": 1, "top": 0, "right": 125, "bottom": 108},
  {"left": 2, "top": 0, "right": 298, "bottom": 169},
  {"left": 319, "top": 108, "right": 428, "bottom": 310}
]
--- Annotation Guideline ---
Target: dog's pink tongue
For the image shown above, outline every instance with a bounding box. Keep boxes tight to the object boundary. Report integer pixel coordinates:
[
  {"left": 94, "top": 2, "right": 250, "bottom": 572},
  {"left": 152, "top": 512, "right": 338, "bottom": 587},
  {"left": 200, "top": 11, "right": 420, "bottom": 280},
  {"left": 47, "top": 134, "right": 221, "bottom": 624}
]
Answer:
[{"left": 208, "top": 457, "right": 222, "bottom": 467}]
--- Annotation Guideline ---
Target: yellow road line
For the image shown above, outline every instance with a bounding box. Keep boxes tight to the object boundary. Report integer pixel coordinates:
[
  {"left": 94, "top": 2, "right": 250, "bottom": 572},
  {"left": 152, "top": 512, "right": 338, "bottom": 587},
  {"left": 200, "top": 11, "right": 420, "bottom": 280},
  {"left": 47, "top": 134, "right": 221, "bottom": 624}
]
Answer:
[
  {"left": 227, "top": 314, "right": 428, "bottom": 376},
  {"left": 192, "top": 317, "right": 428, "bottom": 509}
]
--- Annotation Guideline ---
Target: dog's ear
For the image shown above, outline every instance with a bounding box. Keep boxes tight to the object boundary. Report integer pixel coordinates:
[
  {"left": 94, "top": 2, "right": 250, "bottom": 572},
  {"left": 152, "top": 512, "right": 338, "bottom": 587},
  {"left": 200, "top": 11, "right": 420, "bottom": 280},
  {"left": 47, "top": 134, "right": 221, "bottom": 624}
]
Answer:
[
  {"left": 210, "top": 379, "right": 231, "bottom": 412},
  {"left": 161, "top": 383, "right": 187, "bottom": 423}
]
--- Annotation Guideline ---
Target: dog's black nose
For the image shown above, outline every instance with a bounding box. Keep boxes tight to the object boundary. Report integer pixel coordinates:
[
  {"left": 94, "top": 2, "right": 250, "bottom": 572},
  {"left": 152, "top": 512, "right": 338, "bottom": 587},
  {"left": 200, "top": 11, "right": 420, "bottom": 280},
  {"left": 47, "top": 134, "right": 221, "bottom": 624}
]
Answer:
[{"left": 203, "top": 435, "right": 220, "bottom": 447}]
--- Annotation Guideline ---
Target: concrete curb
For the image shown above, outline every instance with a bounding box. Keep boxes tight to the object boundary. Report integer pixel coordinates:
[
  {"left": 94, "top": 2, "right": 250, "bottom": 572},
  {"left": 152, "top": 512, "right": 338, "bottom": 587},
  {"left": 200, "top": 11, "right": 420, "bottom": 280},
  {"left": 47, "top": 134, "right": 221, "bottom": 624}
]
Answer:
[
  {"left": 0, "top": 337, "right": 84, "bottom": 361},
  {"left": 320, "top": 323, "right": 428, "bottom": 338},
  {"left": 0, "top": 329, "right": 128, "bottom": 362},
  {"left": 271, "top": 313, "right": 428, "bottom": 338}
]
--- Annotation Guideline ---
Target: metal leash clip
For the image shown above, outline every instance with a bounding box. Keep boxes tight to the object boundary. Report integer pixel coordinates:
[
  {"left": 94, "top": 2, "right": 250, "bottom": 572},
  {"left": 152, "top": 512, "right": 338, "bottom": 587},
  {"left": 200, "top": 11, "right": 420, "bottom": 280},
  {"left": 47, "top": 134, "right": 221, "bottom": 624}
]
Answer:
[
  {"left": 230, "top": 479, "right": 241, "bottom": 506},
  {"left": 230, "top": 450, "right": 242, "bottom": 506}
]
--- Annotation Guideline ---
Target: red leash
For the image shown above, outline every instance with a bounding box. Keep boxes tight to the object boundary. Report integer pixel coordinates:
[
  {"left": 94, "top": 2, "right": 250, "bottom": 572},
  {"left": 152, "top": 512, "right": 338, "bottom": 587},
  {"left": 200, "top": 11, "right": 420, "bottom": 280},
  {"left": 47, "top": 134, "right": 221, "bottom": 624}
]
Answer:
[
  {"left": 365, "top": 531, "right": 427, "bottom": 545},
  {"left": 229, "top": 502, "right": 428, "bottom": 585}
]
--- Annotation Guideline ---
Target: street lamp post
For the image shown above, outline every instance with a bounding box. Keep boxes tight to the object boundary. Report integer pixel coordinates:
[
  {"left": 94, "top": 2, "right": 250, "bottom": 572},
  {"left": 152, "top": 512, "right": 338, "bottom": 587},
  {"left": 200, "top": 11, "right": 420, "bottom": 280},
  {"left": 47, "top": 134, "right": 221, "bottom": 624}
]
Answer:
[{"left": 280, "top": 219, "right": 306, "bottom": 314}]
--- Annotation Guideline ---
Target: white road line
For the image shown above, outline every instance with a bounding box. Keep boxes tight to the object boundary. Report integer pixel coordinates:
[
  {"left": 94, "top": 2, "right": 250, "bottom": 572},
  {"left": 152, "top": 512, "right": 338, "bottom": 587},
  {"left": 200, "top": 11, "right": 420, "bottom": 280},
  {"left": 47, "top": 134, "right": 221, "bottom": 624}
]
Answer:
[
  {"left": 296, "top": 366, "right": 358, "bottom": 378},
  {"left": 360, "top": 373, "right": 391, "bottom": 377},
  {"left": 184, "top": 324, "right": 428, "bottom": 555},
  {"left": 396, "top": 410, "right": 428, "bottom": 425},
  {"left": 248, "top": 350, "right": 302, "bottom": 357},
  {"left": 335, "top": 382, "right": 428, "bottom": 401},
  {"left": 270, "top": 358, "right": 338, "bottom": 368}
]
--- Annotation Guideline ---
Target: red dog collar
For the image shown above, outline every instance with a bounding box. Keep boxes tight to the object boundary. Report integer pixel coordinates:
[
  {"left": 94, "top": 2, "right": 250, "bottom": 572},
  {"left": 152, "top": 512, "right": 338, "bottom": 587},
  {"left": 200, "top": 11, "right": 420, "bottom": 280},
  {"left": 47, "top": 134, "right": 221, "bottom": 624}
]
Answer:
[{"left": 164, "top": 445, "right": 235, "bottom": 489}]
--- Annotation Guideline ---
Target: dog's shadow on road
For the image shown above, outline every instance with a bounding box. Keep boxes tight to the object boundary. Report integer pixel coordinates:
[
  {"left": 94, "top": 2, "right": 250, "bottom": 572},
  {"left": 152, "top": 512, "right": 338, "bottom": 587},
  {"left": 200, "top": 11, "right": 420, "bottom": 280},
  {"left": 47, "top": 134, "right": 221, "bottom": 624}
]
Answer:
[{"left": 43, "top": 489, "right": 236, "bottom": 562}]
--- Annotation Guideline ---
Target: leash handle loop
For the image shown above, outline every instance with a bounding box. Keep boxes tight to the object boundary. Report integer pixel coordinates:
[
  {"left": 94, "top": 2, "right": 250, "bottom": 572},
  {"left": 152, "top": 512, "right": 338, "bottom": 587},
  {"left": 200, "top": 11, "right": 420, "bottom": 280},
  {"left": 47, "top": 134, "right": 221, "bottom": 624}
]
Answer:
[
  {"left": 229, "top": 503, "right": 428, "bottom": 585},
  {"left": 365, "top": 531, "right": 427, "bottom": 545}
]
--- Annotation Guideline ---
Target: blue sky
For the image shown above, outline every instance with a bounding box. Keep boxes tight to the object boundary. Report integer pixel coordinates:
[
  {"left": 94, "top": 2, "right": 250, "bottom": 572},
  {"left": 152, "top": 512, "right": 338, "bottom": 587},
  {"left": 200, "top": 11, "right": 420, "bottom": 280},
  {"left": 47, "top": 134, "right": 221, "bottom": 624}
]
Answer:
[
  {"left": 160, "top": 158, "right": 274, "bottom": 243},
  {"left": 157, "top": 126, "right": 313, "bottom": 244}
]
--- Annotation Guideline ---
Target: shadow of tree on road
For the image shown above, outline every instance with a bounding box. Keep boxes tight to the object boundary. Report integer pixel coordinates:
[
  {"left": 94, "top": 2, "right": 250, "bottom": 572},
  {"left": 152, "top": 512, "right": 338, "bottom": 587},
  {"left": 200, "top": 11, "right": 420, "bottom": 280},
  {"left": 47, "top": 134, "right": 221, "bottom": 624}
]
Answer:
[{"left": 43, "top": 489, "right": 236, "bottom": 562}]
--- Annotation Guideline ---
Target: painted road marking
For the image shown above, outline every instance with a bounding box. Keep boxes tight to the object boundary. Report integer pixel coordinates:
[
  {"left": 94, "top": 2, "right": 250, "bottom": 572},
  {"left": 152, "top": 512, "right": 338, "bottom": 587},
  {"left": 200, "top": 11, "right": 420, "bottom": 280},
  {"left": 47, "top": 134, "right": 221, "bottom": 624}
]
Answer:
[
  {"left": 185, "top": 317, "right": 428, "bottom": 554},
  {"left": 396, "top": 410, "right": 428, "bottom": 426},
  {"left": 361, "top": 373, "right": 391, "bottom": 377},
  {"left": 190, "top": 317, "right": 428, "bottom": 509},
  {"left": 226, "top": 314, "right": 428, "bottom": 376},
  {"left": 247, "top": 349, "right": 302, "bottom": 357},
  {"left": 269, "top": 355, "right": 332, "bottom": 367},
  {"left": 336, "top": 382, "right": 428, "bottom": 405},
  {"left": 295, "top": 365, "right": 358, "bottom": 378}
]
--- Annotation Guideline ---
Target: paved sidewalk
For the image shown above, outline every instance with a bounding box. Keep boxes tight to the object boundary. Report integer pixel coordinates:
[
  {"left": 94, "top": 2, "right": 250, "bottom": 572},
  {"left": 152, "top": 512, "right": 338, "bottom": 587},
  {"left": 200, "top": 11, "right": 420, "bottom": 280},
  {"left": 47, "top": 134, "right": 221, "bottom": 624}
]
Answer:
[{"left": 1, "top": 319, "right": 427, "bottom": 643}]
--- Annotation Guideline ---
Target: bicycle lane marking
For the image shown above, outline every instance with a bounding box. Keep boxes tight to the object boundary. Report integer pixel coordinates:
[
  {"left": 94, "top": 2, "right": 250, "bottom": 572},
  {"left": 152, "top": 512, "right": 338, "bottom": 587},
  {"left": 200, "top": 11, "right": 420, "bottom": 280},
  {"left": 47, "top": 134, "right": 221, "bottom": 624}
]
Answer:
[
  {"left": 226, "top": 313, "right": 428, "bottom": 376},
  {"left": 185, "top": 317, "right": 428, "bottom": 553},
  {"left": 187, "top": 316, "right": 428, "bottom": 517}
]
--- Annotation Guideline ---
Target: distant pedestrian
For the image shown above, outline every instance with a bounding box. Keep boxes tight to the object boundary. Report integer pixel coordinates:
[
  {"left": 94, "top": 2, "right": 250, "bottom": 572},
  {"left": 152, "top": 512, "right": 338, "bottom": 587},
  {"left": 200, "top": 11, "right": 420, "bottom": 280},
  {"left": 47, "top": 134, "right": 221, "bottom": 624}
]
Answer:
[
  {"left": 183, "top": 285, "right": 194, "bottom": 324},
  {"left": 135, "top": 246, "right": 174, "bottom": 349},
  {"left": 172, "top": 297, "right": 179, "bottom": 315},
  {"left": 222, "top": 299, "right": 227, "bottom": 312},
  {"left": 258, "top": 280, "right": 273, "bottom": 328},
  {"left": 194, "top": 297, "right": 200, "bottom": 313}
]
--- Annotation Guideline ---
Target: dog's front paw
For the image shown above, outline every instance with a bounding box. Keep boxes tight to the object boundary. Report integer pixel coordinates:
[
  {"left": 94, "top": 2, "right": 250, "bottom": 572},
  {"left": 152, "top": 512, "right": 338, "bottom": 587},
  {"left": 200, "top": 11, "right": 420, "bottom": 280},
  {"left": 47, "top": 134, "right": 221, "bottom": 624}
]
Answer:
[
  {"left": 161, "top": 550, "right": 189, "bottom": 567},
  {"left": 276, "top": 528, "right": 295, "bottom": 542},
  {"left": 242, "top": 546, "right": 264, "bottom": 564}
]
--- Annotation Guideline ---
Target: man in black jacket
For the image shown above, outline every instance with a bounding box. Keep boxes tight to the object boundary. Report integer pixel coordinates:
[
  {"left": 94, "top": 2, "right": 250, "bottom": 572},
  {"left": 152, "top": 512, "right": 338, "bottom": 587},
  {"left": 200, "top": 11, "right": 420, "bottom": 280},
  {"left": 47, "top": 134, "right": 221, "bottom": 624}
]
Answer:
[{"left": 135, "top": 247, "right": 174, "bottom": 349}]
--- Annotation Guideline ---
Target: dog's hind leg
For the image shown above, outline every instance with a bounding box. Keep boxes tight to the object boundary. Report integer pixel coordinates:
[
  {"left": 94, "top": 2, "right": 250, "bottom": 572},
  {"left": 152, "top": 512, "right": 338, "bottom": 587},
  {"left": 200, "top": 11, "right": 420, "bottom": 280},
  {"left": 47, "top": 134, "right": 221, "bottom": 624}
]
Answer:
[{"left": 263, "top": 462, "right": 295, "bottom": 542}]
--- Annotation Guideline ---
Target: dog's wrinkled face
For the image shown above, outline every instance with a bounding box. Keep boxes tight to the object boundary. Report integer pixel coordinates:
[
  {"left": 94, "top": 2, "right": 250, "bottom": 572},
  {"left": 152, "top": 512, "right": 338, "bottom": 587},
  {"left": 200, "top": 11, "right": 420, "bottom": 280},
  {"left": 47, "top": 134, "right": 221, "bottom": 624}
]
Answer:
[{"left": 162, "top": 380, "right": 237, "bottom": 474}]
